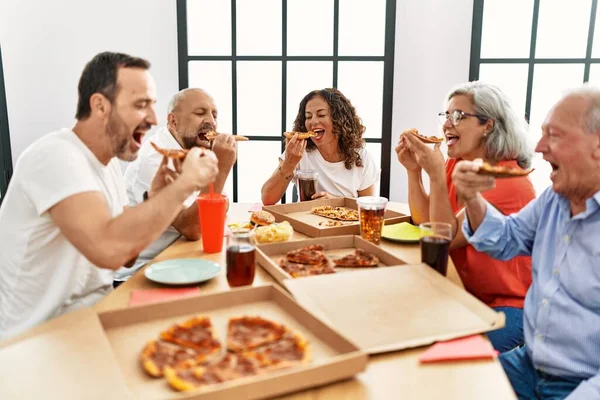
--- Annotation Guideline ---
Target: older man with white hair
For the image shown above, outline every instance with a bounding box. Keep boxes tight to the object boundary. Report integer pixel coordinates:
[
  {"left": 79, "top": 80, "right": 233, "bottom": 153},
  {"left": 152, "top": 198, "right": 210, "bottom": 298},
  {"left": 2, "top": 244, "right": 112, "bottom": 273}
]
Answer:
[
  {"left": 115, "top": 88, "right": 237, "bottom": 283},
  {"left": 452, "top": 84, "right": 600, "bottom": 400}
]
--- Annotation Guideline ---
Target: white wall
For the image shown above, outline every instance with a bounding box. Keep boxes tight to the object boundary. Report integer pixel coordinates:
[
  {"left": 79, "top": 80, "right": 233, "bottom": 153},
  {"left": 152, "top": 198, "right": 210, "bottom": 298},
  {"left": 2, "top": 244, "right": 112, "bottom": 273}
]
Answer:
[
  {"left": 0, "top": 0, "right": 473, "bottom": 202},
  {"left": 0, "top": 0, "right": 179, "bottom": 164},
  {"left": 389, "top": 0, "right": 474, "bottom": 202}
]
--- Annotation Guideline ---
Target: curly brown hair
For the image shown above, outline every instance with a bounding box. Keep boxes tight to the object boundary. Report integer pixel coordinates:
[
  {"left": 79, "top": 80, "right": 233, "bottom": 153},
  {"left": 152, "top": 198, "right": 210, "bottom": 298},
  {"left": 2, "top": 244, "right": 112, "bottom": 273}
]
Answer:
[{"left": 292, "top": 88, "right": 366, "bottom": 170}]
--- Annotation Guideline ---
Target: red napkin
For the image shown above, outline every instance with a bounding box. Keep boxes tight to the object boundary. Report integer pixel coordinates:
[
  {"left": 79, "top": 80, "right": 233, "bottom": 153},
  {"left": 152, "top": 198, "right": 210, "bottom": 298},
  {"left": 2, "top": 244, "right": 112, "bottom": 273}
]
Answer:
[
  {"left": 129, "top": 287, "right": 200, "bottom": 306},
  {"left": 419, "top": 335, "right": 499, "bottom": 363},
  {"left": 248, "top": 203, "right": 263, "bottom": 212}
]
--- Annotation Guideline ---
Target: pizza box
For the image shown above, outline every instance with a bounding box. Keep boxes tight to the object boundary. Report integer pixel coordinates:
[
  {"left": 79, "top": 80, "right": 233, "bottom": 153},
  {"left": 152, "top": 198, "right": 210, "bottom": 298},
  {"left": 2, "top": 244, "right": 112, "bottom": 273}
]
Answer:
[
  {"left": 263, "top": 197, "right": 410, "bottom": 238},
  {"left": 284, "top": 264, "right": 506, "bottom": 355},
  {"left": 0, "top": 284, "right": 367, "bottom": 400},
  {"left": 255, "top": 235, "right": 407, "bottom": 286}
]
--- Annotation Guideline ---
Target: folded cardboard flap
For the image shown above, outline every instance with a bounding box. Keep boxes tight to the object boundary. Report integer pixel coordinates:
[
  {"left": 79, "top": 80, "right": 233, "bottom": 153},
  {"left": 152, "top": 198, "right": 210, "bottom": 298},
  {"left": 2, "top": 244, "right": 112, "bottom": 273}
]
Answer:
[
  {"left": 0, "top": 308, "right": 134, "bottom": 399},
  {"left": 284, "top": 263, "right": 505, "bottom": 355}
]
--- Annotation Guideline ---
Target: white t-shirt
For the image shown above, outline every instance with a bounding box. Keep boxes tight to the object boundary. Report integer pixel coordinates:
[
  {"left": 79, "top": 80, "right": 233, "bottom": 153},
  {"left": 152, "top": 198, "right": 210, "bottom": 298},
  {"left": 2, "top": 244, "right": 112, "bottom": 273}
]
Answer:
[
  {"left": 0, "top": 129, "right": 127, "bottom": 339},
  {"left": 117, "top": 127, "right": 198, "bottom": 281},
  {"left": 280, "top": 146, "right": 380, "bottom": 198}
]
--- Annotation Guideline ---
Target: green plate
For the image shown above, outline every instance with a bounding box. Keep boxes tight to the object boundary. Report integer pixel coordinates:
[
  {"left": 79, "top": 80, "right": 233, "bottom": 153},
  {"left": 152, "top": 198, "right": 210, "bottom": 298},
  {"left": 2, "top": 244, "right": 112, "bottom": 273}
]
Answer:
[
  {"left": 144, "top": 259, "right": 221, "bottom": 285},
  {"left": 381, "top": 222, "right": 420, "bottom": 244}
]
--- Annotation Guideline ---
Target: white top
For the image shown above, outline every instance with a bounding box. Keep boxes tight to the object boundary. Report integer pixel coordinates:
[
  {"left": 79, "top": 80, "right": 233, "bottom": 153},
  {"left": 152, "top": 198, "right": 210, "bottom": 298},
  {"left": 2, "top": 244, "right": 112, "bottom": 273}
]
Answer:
[
  {"left": 117, "top": 127, "right": 198, "bottom": 281},
  {"left": 0, "top": 129, "right": 127, "bottom": 339},
  {"left": 280, "top": 146, "right": 380, "bottom": 198}
]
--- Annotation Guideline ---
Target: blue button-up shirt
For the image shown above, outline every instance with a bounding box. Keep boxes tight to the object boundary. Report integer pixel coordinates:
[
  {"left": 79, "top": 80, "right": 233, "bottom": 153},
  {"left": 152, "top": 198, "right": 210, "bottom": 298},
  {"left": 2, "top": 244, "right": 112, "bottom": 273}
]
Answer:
[{"left": 463, "top": 187, "right": 600, "bottom": 400}]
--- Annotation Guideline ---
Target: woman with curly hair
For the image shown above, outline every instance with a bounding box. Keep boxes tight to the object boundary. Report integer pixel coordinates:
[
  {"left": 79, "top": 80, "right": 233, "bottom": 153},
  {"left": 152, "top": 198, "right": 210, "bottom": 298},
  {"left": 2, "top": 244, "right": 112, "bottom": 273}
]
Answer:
[{"left": 261, "top": 88, "right": 380, "bottom": 205}]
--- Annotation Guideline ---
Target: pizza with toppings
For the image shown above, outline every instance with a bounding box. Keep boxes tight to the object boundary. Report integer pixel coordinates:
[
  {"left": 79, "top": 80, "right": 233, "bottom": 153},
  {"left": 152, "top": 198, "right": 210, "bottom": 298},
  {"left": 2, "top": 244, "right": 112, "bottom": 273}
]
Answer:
[
  {"left": 160, "top": 316, "right": 222, "bottom": 352},
  {"left": 477, "top": 162, "right": 534, "bottom": 178},
  {"left": 285, "top": 244, "right": 328, "bottom": 265},
  {"left": 141, "top": 340, "right": 209, "bottom": 378},
  {"left": 311, "top": 206, "right": 359, "bottom": 221},
  {"left": 226, "top": 316, "right": 288, "bottom": 352},
  {"left": 151, "top": 142, "right": 189, "bottom": 161},
  {"left": 278, "top": 245, "right": 336, "bottom": 278},
  {"left": 165, "top": 352, "right": 260, "bottom": 391},
  {"left": 243, "top": 331, "right": 311, "bottom": 370},
  {"left": 279, "top": 258, "right": 336, "bottom": 277},
  {"left": 283, "top": 131, "right": 317, "bottom": 139},
  {"left": 205, "top": 131, "right": 249, "bottom": 141},
  {"left": 333, "top": 249, "right": 379, "bottom": 268},
  {"left": 143, "top": 315, "right": 311, "bottom": 392},
  {"left": 403, "top": 128, "right": 444, "bottom": 144}
]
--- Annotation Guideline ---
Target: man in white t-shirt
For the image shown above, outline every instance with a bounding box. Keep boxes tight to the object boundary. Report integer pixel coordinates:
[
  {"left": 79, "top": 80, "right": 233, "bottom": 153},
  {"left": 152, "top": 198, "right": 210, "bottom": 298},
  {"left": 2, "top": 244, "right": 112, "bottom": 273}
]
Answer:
[
  {"left": 0, "top": 52, "right": 219, "bottom": 339},
  {"left": 116, "top": 88, "right": 236, "bottom": 282}
]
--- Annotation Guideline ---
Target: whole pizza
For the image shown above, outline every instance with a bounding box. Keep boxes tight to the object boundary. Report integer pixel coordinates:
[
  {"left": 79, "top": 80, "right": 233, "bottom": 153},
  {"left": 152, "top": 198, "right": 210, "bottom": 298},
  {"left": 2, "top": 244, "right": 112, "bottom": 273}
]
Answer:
[{"left": 141, "top": 315, "right": 311, "bottom": 392}]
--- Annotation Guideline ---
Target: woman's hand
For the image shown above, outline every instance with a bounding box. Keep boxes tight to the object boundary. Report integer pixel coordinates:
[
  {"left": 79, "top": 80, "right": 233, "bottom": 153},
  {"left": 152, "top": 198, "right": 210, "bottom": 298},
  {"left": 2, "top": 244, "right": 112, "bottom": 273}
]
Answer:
[
  {"left": 395, "top": 135, "right": 420, "bottom": 172},
  {"left": 403, "top": 132, "right": 446, "bottom": 180},
  {"left": 282, "top": 133, "right": 307, "bottom": 171}
]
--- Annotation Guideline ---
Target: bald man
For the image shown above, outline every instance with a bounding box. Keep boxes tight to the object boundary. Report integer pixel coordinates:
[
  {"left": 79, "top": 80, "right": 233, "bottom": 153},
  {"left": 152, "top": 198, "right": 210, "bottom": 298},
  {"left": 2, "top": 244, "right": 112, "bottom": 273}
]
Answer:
[{"left": 116, "top": 88, "right": 237, "bottom": 283}]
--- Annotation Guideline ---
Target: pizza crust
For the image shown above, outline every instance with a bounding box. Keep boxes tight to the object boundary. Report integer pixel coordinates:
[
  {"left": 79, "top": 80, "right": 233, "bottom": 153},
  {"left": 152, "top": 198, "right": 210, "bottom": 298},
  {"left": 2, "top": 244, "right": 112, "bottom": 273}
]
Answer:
[
  {"left": 311, "top": 206, "right": 359, "bottom": 221},
  {"left": 477, "top": 162, "right": 534, "bottom": 178},
  {"left": 403, "top": 128, "right": 444, "bottom": 144},
  {"left": 283, "top": 131, "right": 317, "bottom": 139}
]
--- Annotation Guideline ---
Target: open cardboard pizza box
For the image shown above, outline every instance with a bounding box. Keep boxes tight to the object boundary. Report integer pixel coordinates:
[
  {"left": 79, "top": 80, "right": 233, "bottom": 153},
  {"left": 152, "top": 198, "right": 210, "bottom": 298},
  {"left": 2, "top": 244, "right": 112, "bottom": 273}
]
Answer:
[
  {"left": 255, "top": 235, "right": 406, "bottom": 286},
  {"left": 263, "top": 197, "right": 410, "bottom": 238},
  {"left": 0, "top": 285, "right": 367, "bottom": 400},
  {"left": 283, "top": 263, "right": 506, "bottom": 355}
]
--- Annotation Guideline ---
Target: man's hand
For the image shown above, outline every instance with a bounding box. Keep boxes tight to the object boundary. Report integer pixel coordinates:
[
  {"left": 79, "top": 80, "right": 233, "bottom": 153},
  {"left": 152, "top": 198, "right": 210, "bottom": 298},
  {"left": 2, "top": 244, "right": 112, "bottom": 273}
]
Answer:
[
  {"left": 179, "top": 147, "right": 219, "bottom": 190},
  {"left": 211, "top": 133, "right": 237, "bottom": 172},
  {"left": 452, "top": 159, "right": 495, "bottom": 202},
  {"left": 148, "top": 155, "right": 179, "bottom": 198}
]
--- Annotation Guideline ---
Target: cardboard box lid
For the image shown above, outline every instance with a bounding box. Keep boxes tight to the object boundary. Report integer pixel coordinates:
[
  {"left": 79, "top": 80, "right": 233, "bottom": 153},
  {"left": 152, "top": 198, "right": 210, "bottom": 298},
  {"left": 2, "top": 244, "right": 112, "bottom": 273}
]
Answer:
[
  {"left": 284, "top": 263, "right": 505, "bottom": 355},
  {"left": 0, "top": 308, "right": 134, "bottom": 400}
]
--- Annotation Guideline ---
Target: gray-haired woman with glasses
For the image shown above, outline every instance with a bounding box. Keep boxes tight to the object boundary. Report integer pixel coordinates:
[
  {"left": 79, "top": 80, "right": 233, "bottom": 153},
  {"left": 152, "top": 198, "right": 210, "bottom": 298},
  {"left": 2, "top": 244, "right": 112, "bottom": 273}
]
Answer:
[{"left": 395, "top": 81, "right": 536, "bottom": 353}]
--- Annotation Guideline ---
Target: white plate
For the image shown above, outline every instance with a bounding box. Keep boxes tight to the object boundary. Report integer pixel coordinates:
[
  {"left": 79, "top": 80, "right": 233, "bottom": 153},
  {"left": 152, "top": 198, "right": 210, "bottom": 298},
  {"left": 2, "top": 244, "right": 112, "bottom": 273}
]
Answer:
[{"left": 144, "top": 259, "right": 221, "bottom": 285}]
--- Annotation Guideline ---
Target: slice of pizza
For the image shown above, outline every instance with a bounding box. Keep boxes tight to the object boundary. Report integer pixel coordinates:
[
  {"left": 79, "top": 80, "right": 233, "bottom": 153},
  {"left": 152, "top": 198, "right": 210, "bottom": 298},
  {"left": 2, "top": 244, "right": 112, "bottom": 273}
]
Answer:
[
  {"left": 227, "top": 316, "right": 288, "bottom": 352},
  {"left": 159, "top": 316, "right": 222, "bottom": 361},
  {"left": 312, "top": 206, "right": 359, "bottom": 221},
  {"left": 403, "top": 128, "right": 444, "bottom": 144},
  {"left": 338, "top": 208, "right": 359, "bottom": 221},
  {"left": 165, "top": 353, "right": 261, "bottom": 391},
  {"left": 204, "top": 131, "right": 249, "bottom": 141},
  {"left": 279, "top": 258, "right": 336, "bottom": 278},
  {"left": 283, "top": 131, "right": 317, "bottom": 140},
  {"left": 151, "top": 142, "right": 189, "bottom": 161},
  {"left": 285, "top": 245, "right": 328, "bottom": 265},
  {"left": 477, "top": 162, "right": 534, "bottom": 178},
  {"left": 244, "top": 331, "right": 311, "bottom": 371},
  {"left": 140, "top": 340, "right": 212, "bottom": 378},
  {"left": 333, "top": 249, "right": 379, "bottom": 268}
]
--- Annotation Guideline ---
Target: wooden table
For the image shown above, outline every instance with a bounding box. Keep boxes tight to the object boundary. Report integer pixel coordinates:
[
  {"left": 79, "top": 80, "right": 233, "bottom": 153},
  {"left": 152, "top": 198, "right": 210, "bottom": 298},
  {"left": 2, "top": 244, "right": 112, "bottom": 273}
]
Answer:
[{"left": 96, "top": 203, "right": 516, "bottom": 400}]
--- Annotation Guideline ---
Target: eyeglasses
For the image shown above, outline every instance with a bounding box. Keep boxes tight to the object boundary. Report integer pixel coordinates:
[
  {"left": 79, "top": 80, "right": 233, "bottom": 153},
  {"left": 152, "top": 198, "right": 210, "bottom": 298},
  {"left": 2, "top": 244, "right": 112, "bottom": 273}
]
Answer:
[{"left": 438, "top": 110, "right": 490, "bottom": 127}]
